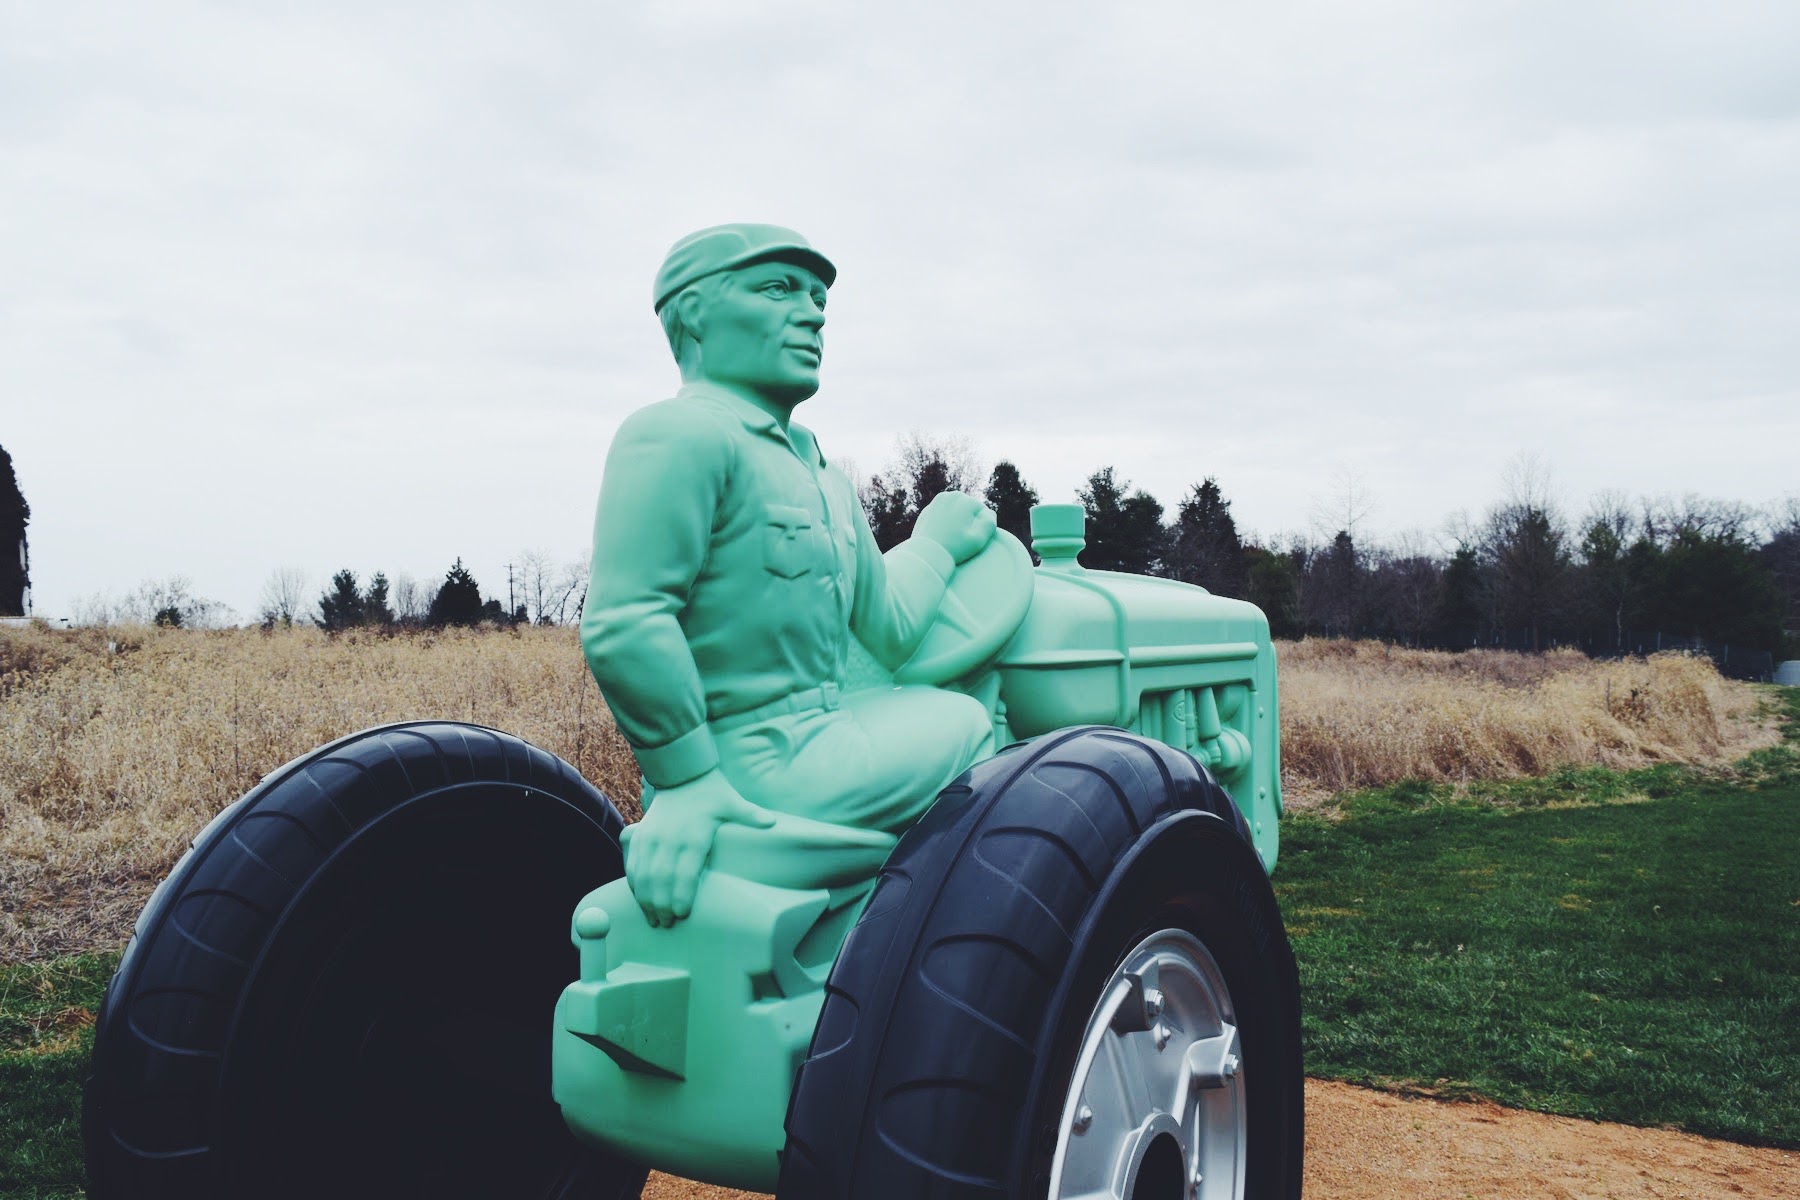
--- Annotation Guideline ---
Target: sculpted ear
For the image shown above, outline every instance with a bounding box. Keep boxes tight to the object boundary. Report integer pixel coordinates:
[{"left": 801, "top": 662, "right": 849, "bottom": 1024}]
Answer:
[{"left": 675, "top": 286, "right": 708, "bottom": 344}]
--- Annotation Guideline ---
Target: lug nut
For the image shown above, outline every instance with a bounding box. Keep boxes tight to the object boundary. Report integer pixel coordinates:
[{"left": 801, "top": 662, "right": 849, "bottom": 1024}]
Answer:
[
  {"left": 1073, "top": 1105, "right": 1093, "bottom": 1133},
  {"left": 1143, "top": 988, "right": 1165, "bottom": 1022}
]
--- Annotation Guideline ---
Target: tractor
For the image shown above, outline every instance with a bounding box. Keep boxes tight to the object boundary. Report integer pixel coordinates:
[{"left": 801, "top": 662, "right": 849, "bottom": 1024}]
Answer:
[{"left": 83, "top": 502, "right": 1302, "bottom": 1200}]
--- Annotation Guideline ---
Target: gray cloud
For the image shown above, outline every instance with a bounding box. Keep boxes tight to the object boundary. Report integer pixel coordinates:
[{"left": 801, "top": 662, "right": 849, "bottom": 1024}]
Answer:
[{"left": 5, "top": 2, "right": 1796, "bottom": 619}]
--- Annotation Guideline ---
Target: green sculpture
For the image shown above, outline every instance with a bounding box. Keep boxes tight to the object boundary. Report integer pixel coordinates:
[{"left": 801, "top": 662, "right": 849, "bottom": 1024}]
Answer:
[
  {"left": 581, "top": 223, "right": 1011, "bottom": 928},
  {"left": 83, "top": 222, "right": 1301, "bottom": 1200},
  {"left": 552, "top": 224, "right": 1290, "bottom": 1190}
]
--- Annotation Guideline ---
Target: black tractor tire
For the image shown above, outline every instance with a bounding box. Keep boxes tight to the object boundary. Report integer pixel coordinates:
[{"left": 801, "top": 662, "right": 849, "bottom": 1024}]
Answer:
[
  {"left": 779, "top": 726, "right": 1303, "bottom": 1200},
  {"left": 82, "top": 721, "right": 648, "bottom": 1200}
]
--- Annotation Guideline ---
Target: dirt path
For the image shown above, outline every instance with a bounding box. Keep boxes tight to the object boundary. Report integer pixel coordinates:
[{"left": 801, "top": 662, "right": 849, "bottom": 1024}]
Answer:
[{"left": 640, "top": 1079, "right": 1798, "bottom": 1199}]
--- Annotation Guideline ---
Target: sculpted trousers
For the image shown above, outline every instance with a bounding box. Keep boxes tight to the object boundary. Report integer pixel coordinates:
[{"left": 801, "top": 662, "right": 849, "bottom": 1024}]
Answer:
[{"left": 713, "top": 684, "right": 995, "bottom": 834}]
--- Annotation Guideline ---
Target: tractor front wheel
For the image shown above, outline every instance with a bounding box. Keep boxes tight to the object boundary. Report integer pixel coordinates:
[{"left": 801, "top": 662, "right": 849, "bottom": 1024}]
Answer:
[{"left": 779, "top": 726, "right": 1302, "bottom": 1200}]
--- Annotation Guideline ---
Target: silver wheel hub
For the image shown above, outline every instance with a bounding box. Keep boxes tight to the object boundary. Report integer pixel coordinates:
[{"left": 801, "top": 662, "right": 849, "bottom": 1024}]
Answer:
[{"left": 1048, "top": 929, "right": 1245, "bottom": 1200}]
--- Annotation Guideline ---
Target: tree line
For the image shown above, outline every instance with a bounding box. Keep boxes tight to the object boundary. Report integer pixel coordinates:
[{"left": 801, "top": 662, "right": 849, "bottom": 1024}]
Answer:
[
  {"left": 64, "top": 552, "right": 590, "bottom": 632},
  {"left": 265, "top": 552, "right": 591, "bottom": 632},
  {"left": 35, "top": 429, "right": 1798, "bottom": 660},
  {"left": 860, "top": 441, "right": 1799, "bottom": 659}
]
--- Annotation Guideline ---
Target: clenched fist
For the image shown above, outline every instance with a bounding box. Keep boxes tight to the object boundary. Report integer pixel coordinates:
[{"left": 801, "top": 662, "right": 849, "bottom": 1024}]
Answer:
[{"left": 913, "top": 491, "right": 997, "bottom": 564}]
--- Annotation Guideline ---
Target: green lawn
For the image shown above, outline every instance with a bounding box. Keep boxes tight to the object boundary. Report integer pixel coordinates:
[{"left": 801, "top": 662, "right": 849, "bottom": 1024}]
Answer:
[
  {"left": 6, "top": 692, "right": 1797, "bottom": 1194},
  {"left": 1279, "top": 690, "right": 1800, "bottom": 1147},
  {"left": 1, "top": 954, "right": 113, "bottom": 1199}
]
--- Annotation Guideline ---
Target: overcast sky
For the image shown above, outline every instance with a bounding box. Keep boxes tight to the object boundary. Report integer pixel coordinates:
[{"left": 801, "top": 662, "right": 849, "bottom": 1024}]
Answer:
[{"left": 6, "top": 2, "right": 1798, "bottom": 621}]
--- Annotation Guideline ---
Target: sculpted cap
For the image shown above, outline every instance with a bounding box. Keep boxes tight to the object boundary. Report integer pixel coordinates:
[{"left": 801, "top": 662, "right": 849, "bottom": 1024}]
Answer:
[{"left": 653, "top": 224, "right": 837, "bottom": 313}]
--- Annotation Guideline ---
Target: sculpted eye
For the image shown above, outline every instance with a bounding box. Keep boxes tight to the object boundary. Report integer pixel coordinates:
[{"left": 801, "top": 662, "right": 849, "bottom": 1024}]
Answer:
[{"left": 761, "top": 281, "right": 790, "bottom": 297}]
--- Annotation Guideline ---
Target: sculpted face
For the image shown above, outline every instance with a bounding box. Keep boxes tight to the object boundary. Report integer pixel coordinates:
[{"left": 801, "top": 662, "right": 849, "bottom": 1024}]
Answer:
[{"left": 683, "top": 261, "right": 828, "bottom": 406}]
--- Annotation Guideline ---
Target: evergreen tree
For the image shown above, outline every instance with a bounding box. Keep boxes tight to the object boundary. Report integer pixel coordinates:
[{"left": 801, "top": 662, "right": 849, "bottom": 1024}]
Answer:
[
  {"left": 1623, "top": 537, "right": 1666, "bottom": 635},
  {"left": 1481, "top": 504, "right": 1569, "bottom": 650},
  {"left": 1574, "top": 519, "right": 1632, "bottom": 647},
  {"left": 859, "top": 435, "right": 983, "bottom": 553},
  {"left": 859, "top": 474, "right": 913, "bottom": 552},
  {"left": 1430, "top": 546, "right": 1483, "bottom": 637},
  {"left": 428, "top": 559, "right": 486, "bottom": 627},
  {"left": 983, "top": 461, "right": 1039, "bottom": 552},
  {"left": 1243, "top": 544, "right": 1300, "bottom": 638},
  {"left": 1369, "top": 548, "right": 1442, "bottom": 639},
  {"left": 364, "top": 572, "right": 396, "bottom": 626},
  {"left": 317, "top": 569, "right": 366, "bottom": 631},
  {"left": 1167, "top": 478, "right": 1245, "bottom": 596},
  {"left": 1659, "top": 528, "right": 1784, "bottom": 651},
  {"left": 0, "top": 445, "right": 28, "bottom": 617},
  {"left": 1078, "top": 468, "right": 1165, "bottom": 575},
  {"left": 909, "top": 455, "right": 955, "bottom": 520},
  {"left": 1759, "top": 504, "right": 1800, "bottom": 654},
  {"left": 1306, "top": 530, "right": 1362, "bottom": 635}
]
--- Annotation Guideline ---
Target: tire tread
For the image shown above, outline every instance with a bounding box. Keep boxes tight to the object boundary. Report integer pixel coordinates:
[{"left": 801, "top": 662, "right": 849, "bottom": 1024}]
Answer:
[
  {"left": 779, "top": 727, "right": 1290, "bottom": 1200},
  {"left": 83, "top": 721, "right": 630, "bottom": 1200}
]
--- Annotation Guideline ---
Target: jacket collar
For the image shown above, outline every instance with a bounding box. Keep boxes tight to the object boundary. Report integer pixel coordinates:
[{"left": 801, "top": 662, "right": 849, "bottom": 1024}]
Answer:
[{"left": 677, "top": 381, "right": 826, "bottom": 467}]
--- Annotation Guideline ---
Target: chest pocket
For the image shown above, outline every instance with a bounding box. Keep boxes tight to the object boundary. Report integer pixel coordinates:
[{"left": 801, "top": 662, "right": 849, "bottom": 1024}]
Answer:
[{"left": 763, "top": 504, "right": 827, "bottom": 580}]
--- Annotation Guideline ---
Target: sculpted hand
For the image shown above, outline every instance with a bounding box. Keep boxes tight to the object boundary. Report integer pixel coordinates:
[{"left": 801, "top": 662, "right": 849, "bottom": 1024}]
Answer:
[
  {"left": 914, "top": 491, "right": 996, "bottom": 565},
  {"left": 621, "top": 770, "right": 776, "bottom": 927}
]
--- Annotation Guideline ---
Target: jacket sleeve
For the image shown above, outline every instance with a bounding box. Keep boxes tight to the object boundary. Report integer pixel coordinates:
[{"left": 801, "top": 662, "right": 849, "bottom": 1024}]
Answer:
[
  {"left": 580, "top": 403, "right": 729, "bottom": 788},
  {"left": 848, "top": 491, "right": 957, "bottom": 672}
]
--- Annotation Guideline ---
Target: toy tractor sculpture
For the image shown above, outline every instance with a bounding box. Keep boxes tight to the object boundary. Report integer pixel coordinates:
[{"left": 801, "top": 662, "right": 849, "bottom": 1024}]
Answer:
[
  {"left": 82, "top": 505, "right": 1301, "bottom": 1200},
  {"left": 84, "top": 222, "right": 1301, "bottom": 1199}
]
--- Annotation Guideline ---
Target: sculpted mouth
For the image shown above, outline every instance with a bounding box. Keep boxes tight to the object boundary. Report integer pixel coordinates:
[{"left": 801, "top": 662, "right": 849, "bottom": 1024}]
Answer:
[{"left": 788, "top": 344, "right": 822, "bottom": 361}]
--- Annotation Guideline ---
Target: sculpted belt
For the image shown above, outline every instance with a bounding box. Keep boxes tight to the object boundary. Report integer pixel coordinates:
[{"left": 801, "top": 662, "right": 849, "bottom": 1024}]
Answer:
[{"left": 710, "top": 681, "right": 842, "bottom": 732}]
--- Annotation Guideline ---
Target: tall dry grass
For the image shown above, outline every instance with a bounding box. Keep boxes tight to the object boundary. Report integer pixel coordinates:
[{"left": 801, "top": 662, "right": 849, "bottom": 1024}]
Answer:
[
  {"left": 1277, "top": 639, "right": 1770, "bottom": 803},
  {"left": 1, "top": 624, "right": 639, "bottom": 960},
  {"left": 0, "top": 626, "right": 1772, "bottom": 960}
]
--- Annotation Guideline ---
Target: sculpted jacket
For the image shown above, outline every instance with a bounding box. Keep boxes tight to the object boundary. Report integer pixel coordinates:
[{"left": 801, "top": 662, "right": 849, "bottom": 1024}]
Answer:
[{"left": 581, "top": 382, "right": 955, "bottom": 790}]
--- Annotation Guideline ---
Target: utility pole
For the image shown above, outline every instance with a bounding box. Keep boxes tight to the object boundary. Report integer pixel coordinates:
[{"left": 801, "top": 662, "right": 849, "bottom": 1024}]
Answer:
[{"left": 506, "top": 561, "right": 516, "bottom": 618}]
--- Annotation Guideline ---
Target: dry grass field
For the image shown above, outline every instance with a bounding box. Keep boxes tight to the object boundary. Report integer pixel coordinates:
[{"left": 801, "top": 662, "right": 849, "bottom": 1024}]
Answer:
[
  {"left": 0, "top": 624, "right": 1772, "bottom": 961},
  {"left": 1276, "top": 638, "right": 1771, "bottom": 805}
]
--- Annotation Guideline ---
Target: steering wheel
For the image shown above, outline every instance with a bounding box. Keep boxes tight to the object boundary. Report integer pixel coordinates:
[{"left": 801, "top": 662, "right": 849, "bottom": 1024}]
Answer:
[{"left": 892, "top": 528, "right": 1035, "bottom": 686}]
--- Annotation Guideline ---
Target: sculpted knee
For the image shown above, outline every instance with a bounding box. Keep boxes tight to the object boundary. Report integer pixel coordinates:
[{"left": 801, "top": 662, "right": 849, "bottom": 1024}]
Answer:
[{"left": 950, "top": 690, "right": 997, "bottom": 758}]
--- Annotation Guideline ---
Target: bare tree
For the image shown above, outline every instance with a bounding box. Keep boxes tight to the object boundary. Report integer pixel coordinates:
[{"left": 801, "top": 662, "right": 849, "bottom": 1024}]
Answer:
[
  {"left": 71, "top": 590, "right": 123, "bottom": 626},
  {"left": 549, "top": 553, "right": 591, "bottom": 625},
  {"left": 1374, "top": 530, "right": 1443, "bottom": 639},
  {"left": 258, "top": 567, "right": 311, "bottom": 627},
  {"left": 1583, "top": 490, "right": 1635, "bottom": 546},
  {"left": 1309, "top": 467, "right": 1376, "bottom": 545},
  {"left": 119, "top": 576, "right": 235, "bottom": 628},
  {"left": 483, "top": 552, "right": 591, "bottom": 626},
  {"left": 894, "top": 431, "right": 984, "bottom": 500},
  {"left": 1501, "top": 452, "right": 1554, "bottom": 502},
  {"left": 390, "top": 572, "right": 430, "bottom": 624},
  {"left": 1641, "top": 492, "right": 1758, "bottom": 546}
]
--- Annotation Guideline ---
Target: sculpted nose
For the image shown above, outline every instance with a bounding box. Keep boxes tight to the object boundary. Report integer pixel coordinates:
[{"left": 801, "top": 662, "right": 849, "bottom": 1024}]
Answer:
[{"left": 795, "top": 294, "right": 825, "bottom": 331}]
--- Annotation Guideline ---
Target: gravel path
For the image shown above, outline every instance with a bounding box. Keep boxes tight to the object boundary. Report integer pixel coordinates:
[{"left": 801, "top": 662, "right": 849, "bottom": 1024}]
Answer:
[{"left": 639, "top": 1079, "right": 1799, "bottom": 1199}]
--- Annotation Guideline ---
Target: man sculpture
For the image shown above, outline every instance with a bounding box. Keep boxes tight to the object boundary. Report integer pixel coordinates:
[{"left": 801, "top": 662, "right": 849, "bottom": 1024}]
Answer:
[{"left": 581, "top": 224, "right": 998, "bottom": 928}]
